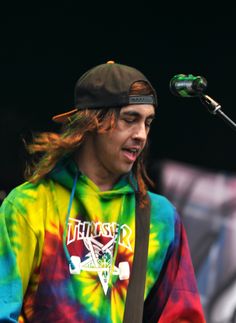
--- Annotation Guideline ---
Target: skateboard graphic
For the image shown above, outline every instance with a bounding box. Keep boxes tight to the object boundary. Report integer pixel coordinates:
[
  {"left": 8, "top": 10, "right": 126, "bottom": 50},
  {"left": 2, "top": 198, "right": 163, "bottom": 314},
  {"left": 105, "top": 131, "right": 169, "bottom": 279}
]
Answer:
[{"left": 69, "top": 236, "right": 130, "bottom": 294}]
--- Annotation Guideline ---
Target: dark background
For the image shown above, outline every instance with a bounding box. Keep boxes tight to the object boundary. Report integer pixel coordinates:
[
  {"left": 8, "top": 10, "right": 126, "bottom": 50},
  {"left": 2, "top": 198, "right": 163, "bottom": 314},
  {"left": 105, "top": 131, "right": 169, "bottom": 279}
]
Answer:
[{"left": 1, "top": 4, "right": 236, "bottom": 194}]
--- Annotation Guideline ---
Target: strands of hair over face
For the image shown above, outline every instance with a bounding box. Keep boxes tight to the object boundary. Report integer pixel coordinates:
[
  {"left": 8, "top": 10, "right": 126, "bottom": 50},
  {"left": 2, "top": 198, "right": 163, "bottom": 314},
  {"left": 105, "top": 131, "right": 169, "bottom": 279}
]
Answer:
[{"left": 24, "top": 81, "right": 155, "bottom": 206}]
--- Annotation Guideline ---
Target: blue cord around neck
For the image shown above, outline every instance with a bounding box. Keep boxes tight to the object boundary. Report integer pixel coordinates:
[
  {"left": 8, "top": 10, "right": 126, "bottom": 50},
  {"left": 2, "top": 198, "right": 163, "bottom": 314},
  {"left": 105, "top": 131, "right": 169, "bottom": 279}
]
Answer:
[{"left": 63, "top": 170, "right": 79, "bottom": 270}]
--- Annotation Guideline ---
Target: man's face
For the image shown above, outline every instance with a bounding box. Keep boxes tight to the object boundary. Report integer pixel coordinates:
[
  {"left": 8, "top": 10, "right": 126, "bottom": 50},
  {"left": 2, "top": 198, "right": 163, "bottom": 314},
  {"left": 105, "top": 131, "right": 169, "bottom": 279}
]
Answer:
[{"left": 89, "top": 104, "right": 155, "bottom": 180}]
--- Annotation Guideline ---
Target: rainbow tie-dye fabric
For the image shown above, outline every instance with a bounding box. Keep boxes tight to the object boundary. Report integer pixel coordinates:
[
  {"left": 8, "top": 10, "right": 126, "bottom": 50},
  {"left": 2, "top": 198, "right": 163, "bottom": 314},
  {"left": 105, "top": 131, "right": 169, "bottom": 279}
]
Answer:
[{"left": 0, "top": 158, "right": 205, "bottom": 322}]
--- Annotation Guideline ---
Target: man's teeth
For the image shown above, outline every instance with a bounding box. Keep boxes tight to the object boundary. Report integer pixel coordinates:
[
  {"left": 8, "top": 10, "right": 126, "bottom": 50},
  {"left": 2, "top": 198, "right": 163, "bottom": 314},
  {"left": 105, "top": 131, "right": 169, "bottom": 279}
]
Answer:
[{"left": 126, "top": 148, "right": 138, "bottom": 153}]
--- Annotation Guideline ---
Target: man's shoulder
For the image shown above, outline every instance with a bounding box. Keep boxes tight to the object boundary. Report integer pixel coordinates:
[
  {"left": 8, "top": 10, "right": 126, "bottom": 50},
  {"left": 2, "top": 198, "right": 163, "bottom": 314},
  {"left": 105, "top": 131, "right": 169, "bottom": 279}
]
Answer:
[
  {"left": 148, "top": 191, "right": 178, "bottom": 223},
  {"left": 148, "top": 191, "right": 175, "bottom": 210},
  {"left": 5, "top": 178, "right": 53, "bottom": 205}
]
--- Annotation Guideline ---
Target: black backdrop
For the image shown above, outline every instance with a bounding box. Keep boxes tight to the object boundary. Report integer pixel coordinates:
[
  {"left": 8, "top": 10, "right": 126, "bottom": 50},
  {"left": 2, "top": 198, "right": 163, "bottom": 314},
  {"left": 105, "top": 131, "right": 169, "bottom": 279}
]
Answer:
[{"left": 1, "top": 4, "right": 236, "bottom": 193}]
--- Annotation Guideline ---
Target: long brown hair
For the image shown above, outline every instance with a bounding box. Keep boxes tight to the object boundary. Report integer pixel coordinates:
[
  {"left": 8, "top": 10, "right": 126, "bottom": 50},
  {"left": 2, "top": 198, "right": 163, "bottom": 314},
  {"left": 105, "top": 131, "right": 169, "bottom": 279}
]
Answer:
[{"left": 25, "top": 81, "right": 155, "bottom": 205}]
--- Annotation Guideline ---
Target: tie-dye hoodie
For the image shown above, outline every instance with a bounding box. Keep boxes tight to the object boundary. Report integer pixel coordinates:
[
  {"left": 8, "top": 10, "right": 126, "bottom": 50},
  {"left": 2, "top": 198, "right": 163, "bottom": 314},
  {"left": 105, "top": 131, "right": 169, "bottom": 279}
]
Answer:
[{"left": 0, "top": 158, "right": 205, "bottom": 322}]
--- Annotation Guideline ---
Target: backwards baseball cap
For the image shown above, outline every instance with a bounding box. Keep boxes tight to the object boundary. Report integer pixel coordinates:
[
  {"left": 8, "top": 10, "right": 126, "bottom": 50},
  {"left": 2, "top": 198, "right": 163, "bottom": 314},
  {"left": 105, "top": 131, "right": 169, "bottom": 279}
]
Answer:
[{"left": 52, "top": 61, "right": 158, "bottom": 123}]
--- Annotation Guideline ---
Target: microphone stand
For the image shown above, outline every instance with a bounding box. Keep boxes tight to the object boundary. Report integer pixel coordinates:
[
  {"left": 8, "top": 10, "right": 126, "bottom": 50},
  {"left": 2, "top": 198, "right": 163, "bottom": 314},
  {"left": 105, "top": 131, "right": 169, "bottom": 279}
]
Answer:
[{"left": 199, "top": 94, "right": 236, "bottom": 131}]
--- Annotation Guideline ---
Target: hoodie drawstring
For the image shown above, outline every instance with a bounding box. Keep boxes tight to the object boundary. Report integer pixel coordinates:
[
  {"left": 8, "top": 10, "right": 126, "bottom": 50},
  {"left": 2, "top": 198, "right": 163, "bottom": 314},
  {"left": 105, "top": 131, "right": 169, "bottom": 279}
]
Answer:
[{"left": 63, "top": 171, "right": 79, "bottom": 270}]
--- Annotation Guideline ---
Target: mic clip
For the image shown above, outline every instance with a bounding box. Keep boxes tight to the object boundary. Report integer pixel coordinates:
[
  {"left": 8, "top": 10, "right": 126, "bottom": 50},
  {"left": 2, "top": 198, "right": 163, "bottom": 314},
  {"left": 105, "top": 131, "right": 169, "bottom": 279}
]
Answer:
[
  {"left": 199, "top": 94, "right": 221, "bottom": 115},
  {"left": 199, "top": 94, "right": 236, "bottom": 131}
]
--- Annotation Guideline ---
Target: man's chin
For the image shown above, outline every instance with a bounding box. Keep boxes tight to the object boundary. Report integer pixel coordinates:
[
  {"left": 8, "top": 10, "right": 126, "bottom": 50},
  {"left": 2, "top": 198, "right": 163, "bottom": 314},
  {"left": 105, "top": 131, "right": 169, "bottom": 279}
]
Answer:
[{"left": 118, "top": 166, "right": 133, "bottom": 177}]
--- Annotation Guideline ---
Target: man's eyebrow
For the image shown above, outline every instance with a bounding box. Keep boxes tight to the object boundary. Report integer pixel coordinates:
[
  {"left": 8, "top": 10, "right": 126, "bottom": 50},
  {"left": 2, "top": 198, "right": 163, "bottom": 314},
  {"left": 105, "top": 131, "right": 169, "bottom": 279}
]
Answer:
[{"left": 121, "top": 111, "right": 155, "bottom": 119}]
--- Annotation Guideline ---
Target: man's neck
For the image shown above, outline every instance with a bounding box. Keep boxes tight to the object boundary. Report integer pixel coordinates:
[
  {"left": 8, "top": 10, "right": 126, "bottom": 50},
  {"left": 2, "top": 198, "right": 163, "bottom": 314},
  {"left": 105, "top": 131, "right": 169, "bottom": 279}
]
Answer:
[{"left": 74, "top": 147, "right": 119, "bottom": 192}]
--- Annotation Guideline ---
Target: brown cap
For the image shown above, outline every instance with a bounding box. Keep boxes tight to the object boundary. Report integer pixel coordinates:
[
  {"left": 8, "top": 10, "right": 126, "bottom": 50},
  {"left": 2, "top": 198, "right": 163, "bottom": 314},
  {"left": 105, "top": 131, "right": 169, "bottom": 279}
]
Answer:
[{"left": 52, "top": 61, "right": 157, "bottom": 123}]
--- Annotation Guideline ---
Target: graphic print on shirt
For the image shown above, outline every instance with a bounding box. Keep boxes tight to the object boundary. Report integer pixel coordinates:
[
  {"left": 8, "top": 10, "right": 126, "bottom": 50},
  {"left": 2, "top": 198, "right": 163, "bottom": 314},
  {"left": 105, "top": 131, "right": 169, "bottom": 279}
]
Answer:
[{"left": 67, "top": 218, "right": 132, "bottom": 294}]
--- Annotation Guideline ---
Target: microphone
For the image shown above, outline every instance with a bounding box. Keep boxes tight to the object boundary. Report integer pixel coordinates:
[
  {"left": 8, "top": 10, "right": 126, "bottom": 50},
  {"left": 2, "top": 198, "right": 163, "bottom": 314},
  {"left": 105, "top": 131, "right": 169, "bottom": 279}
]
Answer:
[{"left": 169, "top": 74, "right": 207, "bottom": 97}]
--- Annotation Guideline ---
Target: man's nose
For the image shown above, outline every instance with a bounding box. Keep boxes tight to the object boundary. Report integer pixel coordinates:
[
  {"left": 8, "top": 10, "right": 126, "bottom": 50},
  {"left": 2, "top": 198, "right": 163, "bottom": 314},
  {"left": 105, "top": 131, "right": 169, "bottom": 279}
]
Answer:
[{"left": 132, "top": 123, "right": 147, "bottom": 141}]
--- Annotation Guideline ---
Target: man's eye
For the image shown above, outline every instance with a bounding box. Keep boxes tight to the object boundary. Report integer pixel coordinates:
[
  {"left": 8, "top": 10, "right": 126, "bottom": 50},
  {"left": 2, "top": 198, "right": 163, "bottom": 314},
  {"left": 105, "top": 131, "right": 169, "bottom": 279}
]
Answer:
[
  {"left": 124, "top": 118, "right": 135, "bottom": 123},
  {"left": 145, "top": 120, "right": 153, "bottom": 128}
]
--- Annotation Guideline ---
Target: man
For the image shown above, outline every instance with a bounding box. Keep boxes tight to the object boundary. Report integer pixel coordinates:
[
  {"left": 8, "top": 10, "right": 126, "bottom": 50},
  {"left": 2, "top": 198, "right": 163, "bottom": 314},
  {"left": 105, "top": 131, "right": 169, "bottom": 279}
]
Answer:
[{"left": 0, "top": 61, "right": 205, "bottom": 322}]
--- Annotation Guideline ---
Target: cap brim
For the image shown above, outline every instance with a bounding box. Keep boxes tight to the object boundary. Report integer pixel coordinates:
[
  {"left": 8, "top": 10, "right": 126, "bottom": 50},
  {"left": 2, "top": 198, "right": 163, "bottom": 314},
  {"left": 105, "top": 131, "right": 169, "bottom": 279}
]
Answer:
[{"left": 52, "top": 108, "right": 78, "bottom": 123}]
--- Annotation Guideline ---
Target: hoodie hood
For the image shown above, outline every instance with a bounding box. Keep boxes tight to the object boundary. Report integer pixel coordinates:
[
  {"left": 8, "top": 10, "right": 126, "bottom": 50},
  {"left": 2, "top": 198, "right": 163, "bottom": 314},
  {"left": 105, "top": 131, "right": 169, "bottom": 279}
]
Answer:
[{"left": 48, "top": 156, "right": 136, "bottom": 199}]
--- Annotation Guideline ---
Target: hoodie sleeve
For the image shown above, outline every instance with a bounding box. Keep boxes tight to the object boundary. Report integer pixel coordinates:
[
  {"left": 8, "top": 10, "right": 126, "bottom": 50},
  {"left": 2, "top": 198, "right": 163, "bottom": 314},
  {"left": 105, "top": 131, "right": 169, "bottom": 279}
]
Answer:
[
  {"left": 0, "top": 198, "right": 37, "bottom": 322},
  {"left": 144, "top": 211, "right": 206, "bottom": 323}
]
